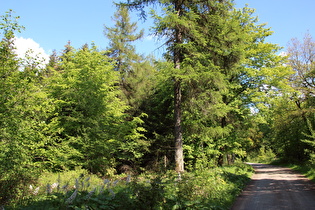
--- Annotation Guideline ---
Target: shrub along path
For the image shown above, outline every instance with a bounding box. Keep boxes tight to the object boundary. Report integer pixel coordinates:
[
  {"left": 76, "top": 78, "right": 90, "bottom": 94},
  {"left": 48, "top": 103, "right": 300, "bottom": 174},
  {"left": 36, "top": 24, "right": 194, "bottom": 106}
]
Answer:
[{"left": 231, "top": 163, "right": 315, "bottom": 210}]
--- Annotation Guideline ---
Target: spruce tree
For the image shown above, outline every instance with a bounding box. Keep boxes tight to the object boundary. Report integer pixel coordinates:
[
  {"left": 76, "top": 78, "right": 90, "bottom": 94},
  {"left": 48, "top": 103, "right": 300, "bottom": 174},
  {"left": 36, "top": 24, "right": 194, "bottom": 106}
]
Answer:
[
  {"left": 121, "top": 0, "right": 234, "bottom": 172},
  {"left": 121, "top": 1, "right": 294, "bottom": 170},
  {"left": 104, "top": 5, "right": 143, "bottom": 78},
  {"left": 104, "top": 6, "right": 152, "bottom": 112}
]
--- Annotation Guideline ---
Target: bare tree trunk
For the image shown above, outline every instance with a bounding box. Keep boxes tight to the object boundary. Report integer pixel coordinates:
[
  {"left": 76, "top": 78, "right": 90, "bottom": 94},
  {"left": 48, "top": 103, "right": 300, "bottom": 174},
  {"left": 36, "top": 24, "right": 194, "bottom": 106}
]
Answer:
[
  {"left": 174, "top": 2, "right": 184, "bottom": 173},
  {"left": 174, "top": 78, "right": 184, "bottom": 172}
]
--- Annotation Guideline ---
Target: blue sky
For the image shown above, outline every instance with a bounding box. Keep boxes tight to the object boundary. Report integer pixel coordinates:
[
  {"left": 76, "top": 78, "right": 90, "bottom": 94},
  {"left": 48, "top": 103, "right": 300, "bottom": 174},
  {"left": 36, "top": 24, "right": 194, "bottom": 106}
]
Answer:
[{"left": 1, "top": 0, "right": 314, "bottom": 59}]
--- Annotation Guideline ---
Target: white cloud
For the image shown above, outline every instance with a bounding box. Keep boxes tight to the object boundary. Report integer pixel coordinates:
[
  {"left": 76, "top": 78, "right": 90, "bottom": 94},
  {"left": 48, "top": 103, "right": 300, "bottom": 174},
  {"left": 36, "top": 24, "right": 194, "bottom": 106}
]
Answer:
[
  {"left": 14, "top": 37, "right": 49, "bottom": 66},
  {"left": 279, "top": 51, "right": 288, "bottom": 57},
  {"left": 144, "top": 34, "right": 155, "bottom": 41}
]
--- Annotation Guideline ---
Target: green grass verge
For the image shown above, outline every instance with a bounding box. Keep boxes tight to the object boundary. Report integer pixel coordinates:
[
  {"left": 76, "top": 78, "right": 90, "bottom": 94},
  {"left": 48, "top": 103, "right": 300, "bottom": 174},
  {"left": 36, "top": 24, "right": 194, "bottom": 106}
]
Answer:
[
  {"left": 8, "top": 163, "right": 254, "bottom": 210},
  {"left": 290, "top": 164, "right": 315, "bottom": 182}
]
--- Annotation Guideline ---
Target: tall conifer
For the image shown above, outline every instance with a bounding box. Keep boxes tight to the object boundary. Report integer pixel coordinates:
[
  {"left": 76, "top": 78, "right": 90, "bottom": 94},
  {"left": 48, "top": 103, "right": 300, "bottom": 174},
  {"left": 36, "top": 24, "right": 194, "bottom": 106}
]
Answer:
[
  {"left": 121, "top": 0, "right": 233, "bottom": 172},
  {"left": 104, "top": 6, "right": 143, "bottom": 76},
  {"left": 104, "top": 6, "right": 149, "bottom": 110}
]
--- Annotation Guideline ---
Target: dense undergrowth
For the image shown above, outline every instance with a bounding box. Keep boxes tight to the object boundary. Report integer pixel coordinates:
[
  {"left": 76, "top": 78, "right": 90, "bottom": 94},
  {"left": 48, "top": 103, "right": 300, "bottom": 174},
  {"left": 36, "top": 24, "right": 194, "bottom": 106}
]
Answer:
[
  {"left": 6, "top": 163, "right": 253, "bottom": 210},
  {"left": 247, "top": 146, "right": 277, "bottom": 164}
]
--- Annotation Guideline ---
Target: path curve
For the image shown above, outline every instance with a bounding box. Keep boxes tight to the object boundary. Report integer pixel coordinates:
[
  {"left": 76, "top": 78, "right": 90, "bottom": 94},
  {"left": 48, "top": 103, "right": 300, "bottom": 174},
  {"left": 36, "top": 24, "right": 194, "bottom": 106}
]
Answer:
[{"left": 231, "top": 163, "right": 315, "bottom": 210}]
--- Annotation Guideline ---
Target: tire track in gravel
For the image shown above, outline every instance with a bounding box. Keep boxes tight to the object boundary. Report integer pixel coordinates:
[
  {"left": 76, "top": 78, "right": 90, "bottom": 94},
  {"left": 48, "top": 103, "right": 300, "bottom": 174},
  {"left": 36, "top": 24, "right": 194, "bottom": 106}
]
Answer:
[{"left": 231, "top": 163, "right": 315, "bottom": 210}]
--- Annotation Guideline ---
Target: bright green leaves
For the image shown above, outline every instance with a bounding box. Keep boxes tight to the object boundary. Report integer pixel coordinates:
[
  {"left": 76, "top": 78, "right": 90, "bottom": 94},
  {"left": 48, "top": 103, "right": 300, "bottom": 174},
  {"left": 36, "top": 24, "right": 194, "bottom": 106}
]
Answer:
[
  {"left": 265, "top": 34, "right": 315, "bottom": 164},
  {"left": 0, "top": 11, "right": 51, "bottom": 204},
  {"left": 0, "top": 8, "right": 151, "bottom": 184},
  {"left": 45, "top": 46, "right": 121, "bottom": 172},
  {"left": 44, "top": 45, "right": 149, "bottom": 174}
]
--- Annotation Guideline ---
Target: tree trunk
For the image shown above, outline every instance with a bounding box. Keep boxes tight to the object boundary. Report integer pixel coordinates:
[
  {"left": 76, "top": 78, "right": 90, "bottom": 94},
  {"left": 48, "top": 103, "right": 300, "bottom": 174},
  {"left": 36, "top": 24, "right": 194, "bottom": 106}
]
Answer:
[
  {"left": 174, "top": 78, "right": 184, "bottom": 172},
  {"left": 218, "top": 116, "right": 227, "bottom": 166},
  {"left": 174, "top": 2, "right": 184, "bottom": 173},
  {"left": 218, "top": 153, "right": 224, "bottom": 167}
]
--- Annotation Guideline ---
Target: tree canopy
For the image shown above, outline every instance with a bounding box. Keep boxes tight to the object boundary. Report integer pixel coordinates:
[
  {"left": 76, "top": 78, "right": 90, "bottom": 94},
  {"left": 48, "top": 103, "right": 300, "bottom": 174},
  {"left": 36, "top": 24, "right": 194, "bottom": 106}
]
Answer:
[{"left": 1, "top": 3, "right": 314, "bottom": 205}]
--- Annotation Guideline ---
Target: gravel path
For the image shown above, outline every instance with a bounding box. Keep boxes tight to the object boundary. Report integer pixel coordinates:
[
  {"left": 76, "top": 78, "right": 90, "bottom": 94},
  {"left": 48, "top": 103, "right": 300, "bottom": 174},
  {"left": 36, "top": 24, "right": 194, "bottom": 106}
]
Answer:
[{"left": 231, "top": 163, "right": 315, "bottom": 210}]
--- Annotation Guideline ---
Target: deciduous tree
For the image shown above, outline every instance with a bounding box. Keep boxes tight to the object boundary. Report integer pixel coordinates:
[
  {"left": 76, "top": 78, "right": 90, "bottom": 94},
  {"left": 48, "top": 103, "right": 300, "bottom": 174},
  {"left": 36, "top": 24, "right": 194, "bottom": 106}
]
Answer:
[{"left": 45, "top": 44, "right": 149, "bottom": 174}]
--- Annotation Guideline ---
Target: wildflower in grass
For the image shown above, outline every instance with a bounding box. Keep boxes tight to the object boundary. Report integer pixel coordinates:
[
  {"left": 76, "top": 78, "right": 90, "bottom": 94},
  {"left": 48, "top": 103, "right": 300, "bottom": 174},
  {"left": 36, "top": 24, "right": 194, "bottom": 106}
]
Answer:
[
  {"left": 104, "top": 179, "right": 111, "bottom": 189},
  {"left": 62, "top": 184, "right": 69, "bottom": 191},
  {"left": 66, "top": 189, "right": 78, "bottom": 204},
  {"left": 29, "top": 185, "right": 33, "bottom": 190},
  {"left": 51, "top": 182, "right": 59, "bottom": 189},
  {"left": 113, "top": 180, "right": 119, "bottom": 186},
  {"left": 86, "top": 187, "right": 96, "bottom": 200},
  {"left": 33, "top": 187, "right": 40, "bottom": 195}
]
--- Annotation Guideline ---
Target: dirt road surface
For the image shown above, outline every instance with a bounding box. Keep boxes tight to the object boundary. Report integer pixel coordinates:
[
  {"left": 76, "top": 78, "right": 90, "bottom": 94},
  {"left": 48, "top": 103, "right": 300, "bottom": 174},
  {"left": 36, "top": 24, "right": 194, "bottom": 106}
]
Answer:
[{"left": 231, "top": 163, "right": 315, "bottom": 210}]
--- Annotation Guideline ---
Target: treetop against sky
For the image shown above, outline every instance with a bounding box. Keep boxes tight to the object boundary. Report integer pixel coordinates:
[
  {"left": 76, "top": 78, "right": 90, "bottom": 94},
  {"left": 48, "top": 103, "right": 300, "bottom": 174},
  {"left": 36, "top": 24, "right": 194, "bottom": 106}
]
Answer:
[{"left": 1, "top": 0, "right": 314, "bottom": 61}]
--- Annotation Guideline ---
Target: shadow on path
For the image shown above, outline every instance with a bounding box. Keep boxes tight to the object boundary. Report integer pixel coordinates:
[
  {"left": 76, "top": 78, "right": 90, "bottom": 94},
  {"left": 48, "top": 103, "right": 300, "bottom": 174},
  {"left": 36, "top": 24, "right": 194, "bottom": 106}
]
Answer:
[{"left": 230, "top": 163, "right": 315, "bottom": 210}]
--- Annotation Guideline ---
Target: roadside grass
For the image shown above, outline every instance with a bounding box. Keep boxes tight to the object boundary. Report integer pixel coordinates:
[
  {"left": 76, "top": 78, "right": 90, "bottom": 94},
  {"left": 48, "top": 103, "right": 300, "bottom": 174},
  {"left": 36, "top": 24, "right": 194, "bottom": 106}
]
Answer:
[
  {"left": 8, "top": 163, "right": 254, "bottom": 210},
  {"left": 290, "top": 164, "right": 315, "bottom": 182}
]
